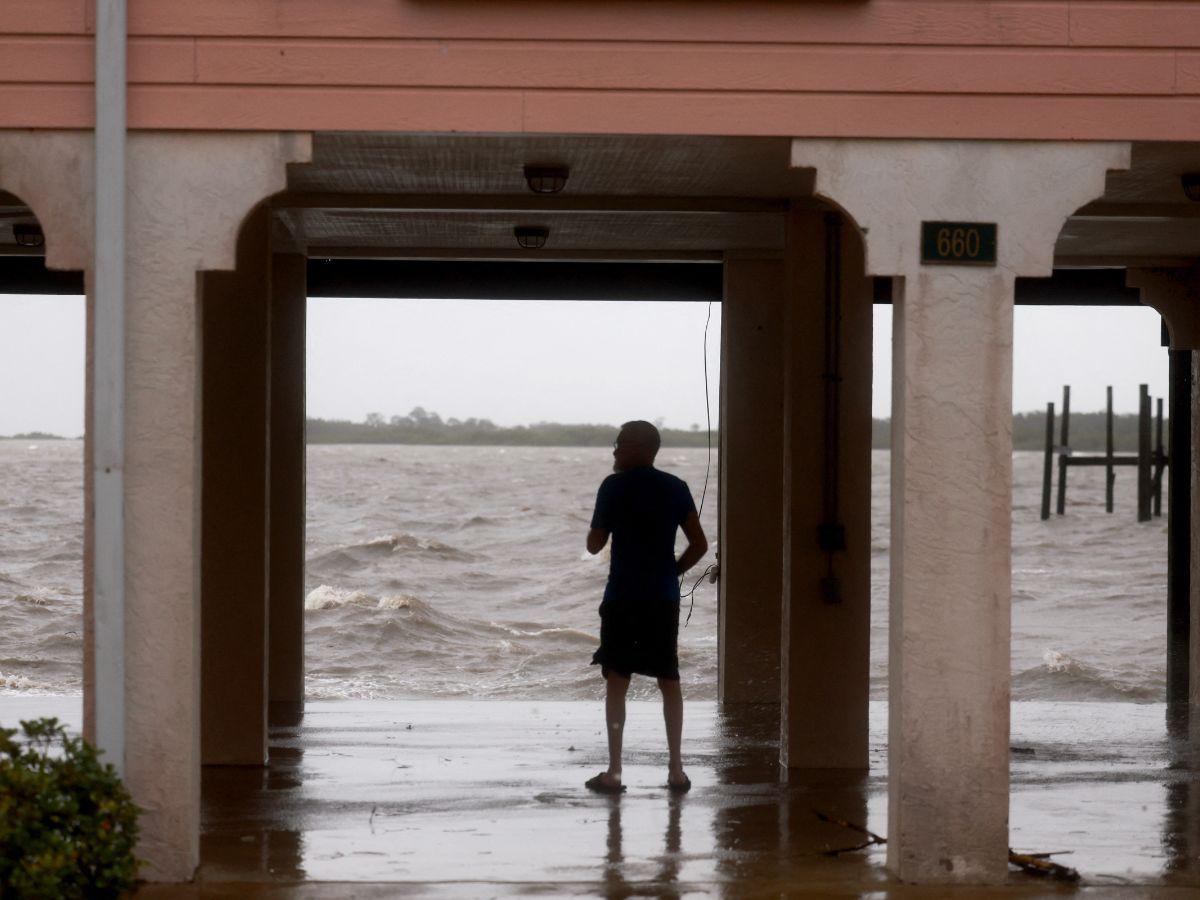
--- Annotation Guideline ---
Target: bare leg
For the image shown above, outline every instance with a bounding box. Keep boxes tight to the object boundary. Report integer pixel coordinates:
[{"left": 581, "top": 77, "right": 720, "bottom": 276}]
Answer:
[
  {"left": 658, "top": 677, "right": 686, "bottom": 785},
  {"left": 603, "top": 673, "right": 631, "bottom": 784}
]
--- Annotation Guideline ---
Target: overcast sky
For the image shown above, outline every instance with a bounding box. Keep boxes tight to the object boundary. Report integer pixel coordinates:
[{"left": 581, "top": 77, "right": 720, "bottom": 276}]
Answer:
[{"left": 0, "top": 294, "right": 1170, "bottom": 436}]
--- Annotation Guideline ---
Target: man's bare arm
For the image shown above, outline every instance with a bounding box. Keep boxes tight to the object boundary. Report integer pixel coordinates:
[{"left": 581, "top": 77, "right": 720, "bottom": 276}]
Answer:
[
  {"left": 587, "top": 527, "right": 609, "bottom": 555},
  {"left": 675, "top": 511, "right": 708, "bottom": 576}
]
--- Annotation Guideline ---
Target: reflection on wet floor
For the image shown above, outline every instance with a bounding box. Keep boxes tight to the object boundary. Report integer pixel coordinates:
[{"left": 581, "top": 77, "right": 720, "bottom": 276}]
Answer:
[{"left": 156, "top": 698, "right": 1200, "bottom": 896}]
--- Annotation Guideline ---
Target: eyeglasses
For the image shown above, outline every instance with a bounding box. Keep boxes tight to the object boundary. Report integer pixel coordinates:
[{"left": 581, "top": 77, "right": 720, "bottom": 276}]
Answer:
[{"left": 613, "top": 440, "right": 641, "bottom": 449}]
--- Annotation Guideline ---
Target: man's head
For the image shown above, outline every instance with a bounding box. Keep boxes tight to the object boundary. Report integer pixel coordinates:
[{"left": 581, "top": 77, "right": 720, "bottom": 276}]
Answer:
[{"left": 612, "top": 420, "right": 661, "bottom": 472}]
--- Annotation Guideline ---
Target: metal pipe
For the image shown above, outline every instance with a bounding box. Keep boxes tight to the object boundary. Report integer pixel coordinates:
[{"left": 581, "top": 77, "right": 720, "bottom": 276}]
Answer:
[{"left": 93, "top": 0, "right": 126, "bottom": 776}]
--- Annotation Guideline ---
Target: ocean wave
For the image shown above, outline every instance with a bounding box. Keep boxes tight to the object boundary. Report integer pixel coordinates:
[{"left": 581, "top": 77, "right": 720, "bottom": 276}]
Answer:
[
  {"left": 308, "top": 532, "right": 476, "bottom": 568},
  {"left": 304, "top": 585, "right": 420, "bottom": 611},
  {"left": 11, "top": 588, "right": 54, "bottom": 606},
  {"left": 0, "top": 670, "right": 49, "bottom": 693},
  {"left": 490, "top": 623, "right": 596, "bottom": 644},
  {"left": 1012, "top": 650, "right": 1163, "bottom": 703}
]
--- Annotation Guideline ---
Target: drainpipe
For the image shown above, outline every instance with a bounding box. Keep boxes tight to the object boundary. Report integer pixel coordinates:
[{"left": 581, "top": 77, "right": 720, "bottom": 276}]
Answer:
[{"left": 93, "top": 0, "right": 126, "bottom": 776}]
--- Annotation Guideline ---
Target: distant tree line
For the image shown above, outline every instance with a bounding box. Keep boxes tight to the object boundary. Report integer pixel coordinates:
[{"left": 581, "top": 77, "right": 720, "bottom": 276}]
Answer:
[
  {"left": 873, "top": 411, "right": 1163, "bottom": 452},
  {"left": 306, "top": 407, "right": 713, "bottom": 447},
  {"left": 0, "top": 411, "right": 1166, "bottom": 452},
  {"left": 307, "top": 408, "right": 1163, "bottom": 451}
]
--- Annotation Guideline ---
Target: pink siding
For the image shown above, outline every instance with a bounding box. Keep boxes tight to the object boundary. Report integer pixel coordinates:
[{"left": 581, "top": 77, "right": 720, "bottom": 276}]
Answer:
[{"left": 1, "top": 1, "right": 1199, "bottom": 139}]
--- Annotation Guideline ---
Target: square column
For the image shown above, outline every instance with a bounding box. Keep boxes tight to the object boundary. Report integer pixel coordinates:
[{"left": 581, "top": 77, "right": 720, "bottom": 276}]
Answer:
[
  {"left": 89, "top": 133, "right": 308, "bottom": 880},
  {"left": 1128, "top": 265, "right": 1200, "bottom": 737},
  {"left": 888, "top": 267, "right": 1014, "bottom": 879},
  {"left": 794, "top": 138, "right": 1128, "bottom": 883},
  {"left": 268, "top": 253, "right": 308, "bottom": 725},
  {"left": 200, "top": 208, "right": 272, "bottom": 765},
  {"left": 779, "top": 208, "right": 873, "bottom": 770},
  {"left": 718, "top": 254, "right": 785, "bottom": 706}
]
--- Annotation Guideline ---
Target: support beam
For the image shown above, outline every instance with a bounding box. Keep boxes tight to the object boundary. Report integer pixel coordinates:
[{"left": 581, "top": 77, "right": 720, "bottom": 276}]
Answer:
[
  {"left": 1169, "top": 350, "right": 1192, "bottom": 722},
  {"left": 1129, "top": 266, "right": 1200, "bottom": 736},
  {"left": 718, "top": 255, "right": 784, "bottom": 706},
  {"left": 794, "top": 137, "right": 1129, "bottom": 884},
  {"left": 779, "top": 208, "right": 872, "bottom": 770},
  {"left": 200, "top": 208, "right": 272, "bottom": 766},
  {"left": 268, "top": 253, "right": 308, "bottom": 725}
]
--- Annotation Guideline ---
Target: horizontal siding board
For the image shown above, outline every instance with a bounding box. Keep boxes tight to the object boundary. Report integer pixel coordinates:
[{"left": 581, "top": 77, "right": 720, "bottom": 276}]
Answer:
[
  {"left": 6, "top": 85, "right": 1172, "bottom": 141},
  {"left": 526, "top": 90, "right": 1200, "bottom": 141},
  {"left": 126, "top": 85, "right": 526, "bottom": 131},
  {"left": 5, "top": 1, "right": 86, "bottom": 35},
  {"left": 1070, "top": 2, "right": 1200, "bottom": 48},
  {"left": 194, "top": 40, "right": 1180, "bottom": 95},
  {"left": 0, "top": 85, "right": 92, "bottom": 127},
  {"left": 0, "top": 37, "right": 194, "bottom": 84},
  {"left": 1178, "top": 51, "right": 1200, "bottom": 92},
  {"left": 122, "top": 0, "right": 1071, "bottom": 46},
  {"left": 2, "top": 82, "right": 1199, "bottom": 141}
]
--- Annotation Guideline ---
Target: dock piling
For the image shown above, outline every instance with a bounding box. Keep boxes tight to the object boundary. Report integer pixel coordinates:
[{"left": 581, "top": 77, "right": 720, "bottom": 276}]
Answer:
[
  {"left": 1040, "top": 401, "right": 1055, "bottom": 521},
  {"left": 1137, "top": 384, "right": 1152, "bottom": 523},
  {"left": 1105, "top": 386, "right": 1115, "bottom": 513},
  {"left": 1055, "top": 385, "right": 1070, "bottom": 516}
]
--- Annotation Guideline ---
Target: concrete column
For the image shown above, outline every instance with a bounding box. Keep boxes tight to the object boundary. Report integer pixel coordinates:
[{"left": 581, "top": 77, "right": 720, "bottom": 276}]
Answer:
[
  {"left": 778, "top": 208, "right": 873, "bottom": 771},
  {"left": 1128, "top": 265, "right": 1200, "bottom": 737},
  {"left": 718, "top": 254, "right": 784, "bottom": 706},
  {"left": 200, "top": 208, "right": 272, "bottom": 766},
  {"left": 125, "top": 134, "right": 308, "bottom": 879},
  {"left": 794, "top": 139, "right": 1128, "bottom": 883},
  {"left": 268, "top": 253, "right": 307, "bottom": 725}
]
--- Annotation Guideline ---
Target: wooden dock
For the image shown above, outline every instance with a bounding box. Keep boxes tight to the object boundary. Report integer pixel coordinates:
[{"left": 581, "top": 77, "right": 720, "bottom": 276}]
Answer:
[{"left": 1040, "top": 384, "right": 1166, "bottom": 522}]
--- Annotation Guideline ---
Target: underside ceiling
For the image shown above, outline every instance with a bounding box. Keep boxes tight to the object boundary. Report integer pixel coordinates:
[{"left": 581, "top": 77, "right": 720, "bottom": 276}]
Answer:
[{"left": 0, "top": 134, "right": 1197, "bottom": 267}]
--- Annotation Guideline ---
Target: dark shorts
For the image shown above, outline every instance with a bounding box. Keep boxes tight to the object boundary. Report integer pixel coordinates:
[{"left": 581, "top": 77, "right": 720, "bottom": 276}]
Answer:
[{"left": 591, "top": 596, "right": 680, "bottom": 681}]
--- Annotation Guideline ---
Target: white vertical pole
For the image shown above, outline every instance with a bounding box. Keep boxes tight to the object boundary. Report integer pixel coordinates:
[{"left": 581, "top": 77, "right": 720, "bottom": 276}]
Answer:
[{"left": 93, "top": 0, "right": 126, "bottom": 776}]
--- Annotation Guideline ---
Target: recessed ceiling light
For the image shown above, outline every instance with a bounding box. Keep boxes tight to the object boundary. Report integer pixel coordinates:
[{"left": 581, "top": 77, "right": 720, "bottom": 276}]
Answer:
[
  {"left": 524, "top": 165, "right": 569, "bottom": 194},
  {"left": 12, "top": 223, "right": 43, "bottom": 248},
  {"left": 514, "top": 226, "right": 549, "bottom": 249}
]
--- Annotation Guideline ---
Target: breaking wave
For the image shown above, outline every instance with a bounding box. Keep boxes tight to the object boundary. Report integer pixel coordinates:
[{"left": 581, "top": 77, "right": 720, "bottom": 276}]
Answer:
[{"left": 1012, "top": 650, "right": 1163, "bottom": 703}]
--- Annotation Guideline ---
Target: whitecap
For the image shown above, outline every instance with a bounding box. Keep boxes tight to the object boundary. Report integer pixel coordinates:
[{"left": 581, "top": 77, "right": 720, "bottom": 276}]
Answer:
[
  {"left": 304, "top": 585, "right": 374, "bottom": 610},
  {"left": 376, "top": 594, "right": 417, "bottom": 611}
]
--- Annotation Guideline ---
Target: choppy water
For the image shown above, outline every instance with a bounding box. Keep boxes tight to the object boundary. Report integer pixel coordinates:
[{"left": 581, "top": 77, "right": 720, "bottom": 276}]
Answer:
[{"left": 0, "top": 440, "right": 1168, "bottom": 702}]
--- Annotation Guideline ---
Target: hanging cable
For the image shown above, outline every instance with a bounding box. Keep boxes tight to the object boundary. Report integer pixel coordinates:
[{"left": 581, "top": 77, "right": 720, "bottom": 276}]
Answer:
[{"left": 683, "top": 300, "right": 715, "bottom": 626}]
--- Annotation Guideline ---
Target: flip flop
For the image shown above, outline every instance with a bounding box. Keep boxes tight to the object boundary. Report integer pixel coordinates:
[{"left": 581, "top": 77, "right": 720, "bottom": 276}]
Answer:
[
  {"left": 667, "top": 776, "right": 691, "bottom": 794},
  {"left": 585, "top": 772, "right": 626, "bottom": 795}
]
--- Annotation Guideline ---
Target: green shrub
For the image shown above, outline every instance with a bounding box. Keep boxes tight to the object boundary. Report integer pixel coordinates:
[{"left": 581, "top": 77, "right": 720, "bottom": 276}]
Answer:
[{"left": 0, "top": 717, "right": 140, "bottom": 898}]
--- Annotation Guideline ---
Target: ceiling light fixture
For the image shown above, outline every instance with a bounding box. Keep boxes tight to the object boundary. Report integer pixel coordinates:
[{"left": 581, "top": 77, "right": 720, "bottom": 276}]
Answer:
[
  {"left": 514, "top": 226, "right": 549, "bottom": 249},
  {"left": 524, "top": 165, "right": 569, "bottom": 194},
  {"left": 1183, "top": 173, "right": 1200, "bottom": 202},
  {"left": 12, "top": 223, "right": 43, "bottom": 248}
]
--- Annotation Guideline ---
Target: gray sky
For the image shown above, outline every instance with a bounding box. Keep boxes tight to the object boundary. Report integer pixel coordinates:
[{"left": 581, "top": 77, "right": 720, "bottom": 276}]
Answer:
[{"left": 0, "top": 294, "right": 1170, "bottom": 436}]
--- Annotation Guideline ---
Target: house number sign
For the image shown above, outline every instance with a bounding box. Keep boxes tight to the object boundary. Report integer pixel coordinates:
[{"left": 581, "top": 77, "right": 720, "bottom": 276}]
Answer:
[{"left": 920, "top": 221, "right": 997, "bottom": 266}]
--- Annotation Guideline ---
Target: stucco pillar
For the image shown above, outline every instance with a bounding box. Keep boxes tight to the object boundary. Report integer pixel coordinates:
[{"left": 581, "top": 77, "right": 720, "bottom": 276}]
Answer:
[
  {"left": 268, "top": 253, "right": 307, "bottom": 725},
  {"left": 200, "top": 208, "right": 272, "bottom": 766},
  {"left": 122, "top": 133, "right": 309, "bottom": 880},
  {"left": 718, "top": 254, "right": 784, "bottom": 706},
  {"left": 779, "top": 208, "right": 873, "bottom": 770},
  {"left": 794, "top": 139, "right": 1128, "bottom": 883},
  {"left": 1128, "top": 265, "right": 1200, "bottom": 738}
]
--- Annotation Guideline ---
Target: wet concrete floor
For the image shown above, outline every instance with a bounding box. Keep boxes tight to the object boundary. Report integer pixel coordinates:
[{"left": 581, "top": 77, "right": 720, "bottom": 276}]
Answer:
[
  {"left": 142, "top": 698, "right": 1200, "bottom": 897},
  {"left": 2, "top": 695, "right": 1197, "bottom": 896}
]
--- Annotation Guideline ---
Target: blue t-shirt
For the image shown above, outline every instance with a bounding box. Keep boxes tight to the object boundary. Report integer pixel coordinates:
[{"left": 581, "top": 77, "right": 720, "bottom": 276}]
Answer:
[{"left": 590, "top": 465, "right": 697, "bottom": 603}]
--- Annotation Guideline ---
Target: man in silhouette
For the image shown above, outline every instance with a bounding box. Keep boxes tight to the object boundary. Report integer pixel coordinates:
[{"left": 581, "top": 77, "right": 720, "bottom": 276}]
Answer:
[{"left": 585, "top": 420, "right": 708, "bottom": 794}]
